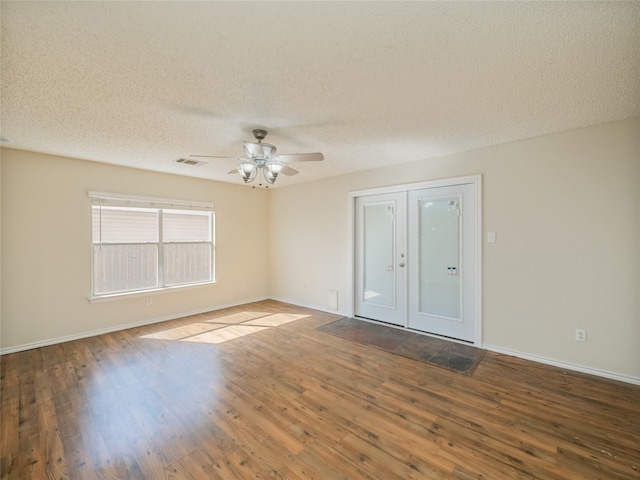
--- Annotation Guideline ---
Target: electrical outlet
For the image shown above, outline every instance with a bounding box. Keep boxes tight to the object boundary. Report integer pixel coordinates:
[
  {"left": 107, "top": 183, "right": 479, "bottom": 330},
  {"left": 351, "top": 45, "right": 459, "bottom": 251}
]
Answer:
[
  {"left": 145, "top": 297, "right": 152, "bottom": 306},
  {"left": 575, "top": 329, "right": 586, "bottom": 342}
]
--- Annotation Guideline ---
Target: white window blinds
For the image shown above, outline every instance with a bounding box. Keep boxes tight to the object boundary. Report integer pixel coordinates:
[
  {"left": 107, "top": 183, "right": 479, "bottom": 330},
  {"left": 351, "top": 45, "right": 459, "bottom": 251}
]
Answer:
[
  {"left": 163, "top": 210, "right": 212, "bottom": 243},
  {"left": 92, "top": 207, "right": 159, "bottom": 244},
  {"left": 89, "top": 192, "right": 215, "bottom": 297}
]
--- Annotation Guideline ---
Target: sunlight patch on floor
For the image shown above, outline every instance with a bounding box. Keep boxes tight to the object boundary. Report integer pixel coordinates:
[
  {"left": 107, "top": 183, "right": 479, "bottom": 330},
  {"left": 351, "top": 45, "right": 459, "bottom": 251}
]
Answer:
[
  {"left": 141, "top": 322, "right": 225, "bottom": 340},
  {"left": 242, "top": 313, "right": 309, "bottom": 327},
  {"left": 187, "top": 324, "right": 269, "bottom": 344},
  {"left": 204, "top": 311, "right": 271, "bottom": 324},
  {"left": 140, "top": 312, "right": 310, "bottom": 344}
]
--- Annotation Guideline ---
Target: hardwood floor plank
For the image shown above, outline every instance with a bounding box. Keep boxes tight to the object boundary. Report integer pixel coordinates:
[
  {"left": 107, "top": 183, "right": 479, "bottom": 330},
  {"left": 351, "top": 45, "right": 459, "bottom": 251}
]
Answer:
[
  {"left": 556, "top": 445, "right": 639, "bottom": 480},
  {"left": 2, "top": 300, "right": 639, "bottom": 479},
  {"left": 294, "top": 441, "right": 377, "bottom": 480},
  {"left": 42, "top": 429, "right": 69, "bottom": 480},
  {"left": 0, "top": 384, "right": 19, "bottom": 475},
  {"left": 430, "top": 415, "right": 575, "bottom": 480},
  {"left": 164, "top": 450, "right": 208, "bottom": 480},
  {"left": 337, "top": 432, "right": 450, "bottom": 480}
]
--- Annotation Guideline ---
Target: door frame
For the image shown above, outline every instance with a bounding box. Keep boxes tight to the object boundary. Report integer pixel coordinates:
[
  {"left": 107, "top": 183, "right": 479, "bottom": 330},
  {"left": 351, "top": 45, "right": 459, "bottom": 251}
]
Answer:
[{"left": 348, "top": 174, "right": 482, "bottom": 346}]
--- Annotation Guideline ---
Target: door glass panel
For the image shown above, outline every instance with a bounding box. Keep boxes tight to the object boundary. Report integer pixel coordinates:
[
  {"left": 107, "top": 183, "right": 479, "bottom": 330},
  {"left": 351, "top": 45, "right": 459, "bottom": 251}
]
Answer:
[
  {"left": 362, "top": 202, "right": 395, "bottom": 308},
  {"left": 419, "top": 196, "right": 461, "bottom": 319}
]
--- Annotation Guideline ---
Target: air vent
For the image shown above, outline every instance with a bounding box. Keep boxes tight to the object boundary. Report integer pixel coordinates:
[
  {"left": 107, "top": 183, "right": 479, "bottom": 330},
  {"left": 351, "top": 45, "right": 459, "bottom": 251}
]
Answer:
[{"left": 176, "top": 158, "right": 206, "bottom": 166}]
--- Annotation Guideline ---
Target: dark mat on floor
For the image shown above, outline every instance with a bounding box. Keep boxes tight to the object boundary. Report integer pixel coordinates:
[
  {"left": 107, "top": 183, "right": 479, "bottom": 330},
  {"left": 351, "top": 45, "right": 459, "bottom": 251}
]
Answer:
[{"left": 317, "top": 317, "right": 483, "bottom": 375}]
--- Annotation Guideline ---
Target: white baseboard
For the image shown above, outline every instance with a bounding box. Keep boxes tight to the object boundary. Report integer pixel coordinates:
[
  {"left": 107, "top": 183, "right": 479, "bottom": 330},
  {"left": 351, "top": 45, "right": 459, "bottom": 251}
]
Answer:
[
  {"left": 483, "top": 344, "right": 640, "bottom": 386},
  {"left": 0, "top": 296, "right": 269, "bottom": 355}
]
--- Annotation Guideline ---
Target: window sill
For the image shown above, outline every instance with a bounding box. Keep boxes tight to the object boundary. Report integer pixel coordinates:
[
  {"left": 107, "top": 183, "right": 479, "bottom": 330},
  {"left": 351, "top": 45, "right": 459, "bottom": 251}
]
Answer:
[{"left": 88, "top": 281, "right": 217, "bottom": 303}]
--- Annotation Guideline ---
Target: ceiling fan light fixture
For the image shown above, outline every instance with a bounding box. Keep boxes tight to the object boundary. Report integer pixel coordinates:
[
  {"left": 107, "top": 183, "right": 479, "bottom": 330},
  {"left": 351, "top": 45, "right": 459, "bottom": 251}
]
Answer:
[
  {"left": 263, "top": 169, "right": 276, "bottom": 184},
  {"left": 266, "top": 160, "right": 284, "bottom": 174},
  {"left": 264, "top": 160, "right": 284, "bottom": 184},
  {"left": 238, "top": 160, "right": 257, "bottom": 183}
]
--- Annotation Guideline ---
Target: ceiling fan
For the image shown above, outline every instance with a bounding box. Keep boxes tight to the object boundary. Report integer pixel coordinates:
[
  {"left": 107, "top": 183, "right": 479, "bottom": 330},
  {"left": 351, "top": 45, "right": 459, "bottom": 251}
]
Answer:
[{"left": 191, "top": 129, "right": 324, "bottom": 186}]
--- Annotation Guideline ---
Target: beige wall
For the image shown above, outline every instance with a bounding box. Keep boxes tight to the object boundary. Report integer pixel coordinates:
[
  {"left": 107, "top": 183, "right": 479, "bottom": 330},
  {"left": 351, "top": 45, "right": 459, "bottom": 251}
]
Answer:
[
  {"left": 270, "top": 117, "right": 640, "bottom": 380},
  {"left": 2, "top": 118, "right": 639, "bottom": 382},
  {"left": 0, "top": 149, "right": 270, "bottom": 350}
]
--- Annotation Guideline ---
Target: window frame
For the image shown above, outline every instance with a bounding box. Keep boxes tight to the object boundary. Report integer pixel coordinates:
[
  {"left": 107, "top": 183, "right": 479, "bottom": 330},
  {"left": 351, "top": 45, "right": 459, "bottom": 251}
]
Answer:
[{"left": 88, "top": 192, "right": 215, "bottom": 301}]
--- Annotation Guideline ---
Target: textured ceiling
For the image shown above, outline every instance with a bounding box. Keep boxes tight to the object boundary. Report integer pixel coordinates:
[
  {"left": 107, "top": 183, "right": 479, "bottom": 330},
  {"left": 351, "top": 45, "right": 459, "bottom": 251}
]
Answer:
[{"left": 2, "top": 1, "right": 639, "bottom": 188}]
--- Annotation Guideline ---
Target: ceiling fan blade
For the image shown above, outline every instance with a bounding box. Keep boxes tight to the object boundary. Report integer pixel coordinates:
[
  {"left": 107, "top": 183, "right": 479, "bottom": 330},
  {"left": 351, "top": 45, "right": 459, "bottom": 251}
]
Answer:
[
  {"left": 189, "top": 155, "right": 236, "bottom": 160},
  {"left": 281, "top": 165, "right": 299, "bottom": 176},
  {"left": 277, "top": 152, "right": 324, "bottom": 162},
  {"left": 227, "top": 168, "right": 239, "bottom": 174}
]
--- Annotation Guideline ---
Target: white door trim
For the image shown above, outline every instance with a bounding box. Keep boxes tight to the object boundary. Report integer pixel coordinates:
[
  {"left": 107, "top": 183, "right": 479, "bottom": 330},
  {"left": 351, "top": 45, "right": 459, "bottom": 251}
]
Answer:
[{"left": 348, "top": 174, "right": 482, "bottom": 346}]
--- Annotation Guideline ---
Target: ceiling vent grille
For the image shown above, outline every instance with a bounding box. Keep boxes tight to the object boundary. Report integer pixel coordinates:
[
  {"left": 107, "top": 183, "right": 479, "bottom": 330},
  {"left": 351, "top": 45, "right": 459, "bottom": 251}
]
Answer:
[{"left": 176, "top": 158, "right": 206, "bottom": 166}]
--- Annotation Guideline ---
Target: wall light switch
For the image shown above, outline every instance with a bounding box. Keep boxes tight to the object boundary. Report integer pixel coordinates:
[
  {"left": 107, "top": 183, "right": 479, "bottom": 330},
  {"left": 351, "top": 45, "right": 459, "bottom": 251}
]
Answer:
[{"left": 487, "top": 232, "right": 497, "bottom": 243}]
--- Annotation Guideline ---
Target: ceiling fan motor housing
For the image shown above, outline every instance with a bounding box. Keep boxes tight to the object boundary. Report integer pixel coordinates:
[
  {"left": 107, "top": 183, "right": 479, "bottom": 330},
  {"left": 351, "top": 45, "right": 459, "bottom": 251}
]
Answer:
[
  {"left": 244, "top": 141, "right": 276, "bottom": 159},
  {"left": 252, "top": 129, "right": 268, "bottom": 142}
]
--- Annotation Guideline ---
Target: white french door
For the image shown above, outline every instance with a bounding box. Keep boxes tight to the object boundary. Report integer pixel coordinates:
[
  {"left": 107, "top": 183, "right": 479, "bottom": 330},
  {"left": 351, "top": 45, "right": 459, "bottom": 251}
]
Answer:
[
  {"left": 354, "top": 193, "right": 406, "bottom": 326},
  {"left": 407, "top": 184, "right": 476, "bottom": 342},
  {"left": 354, "top": 179, "right": 479, "bottom": 343}
]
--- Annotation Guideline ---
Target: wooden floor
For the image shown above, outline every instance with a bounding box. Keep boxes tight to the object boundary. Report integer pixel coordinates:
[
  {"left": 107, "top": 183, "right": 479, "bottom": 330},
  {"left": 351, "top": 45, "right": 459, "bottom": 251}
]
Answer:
[{"left": 1, "top": 300, "right": 639, "bottom": 479}]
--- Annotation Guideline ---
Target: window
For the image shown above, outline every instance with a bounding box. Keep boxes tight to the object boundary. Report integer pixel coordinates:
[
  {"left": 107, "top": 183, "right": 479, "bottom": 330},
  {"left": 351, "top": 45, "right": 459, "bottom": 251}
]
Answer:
[{"left": 90, "top": 192, "right": 214, "bottom": 298}]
